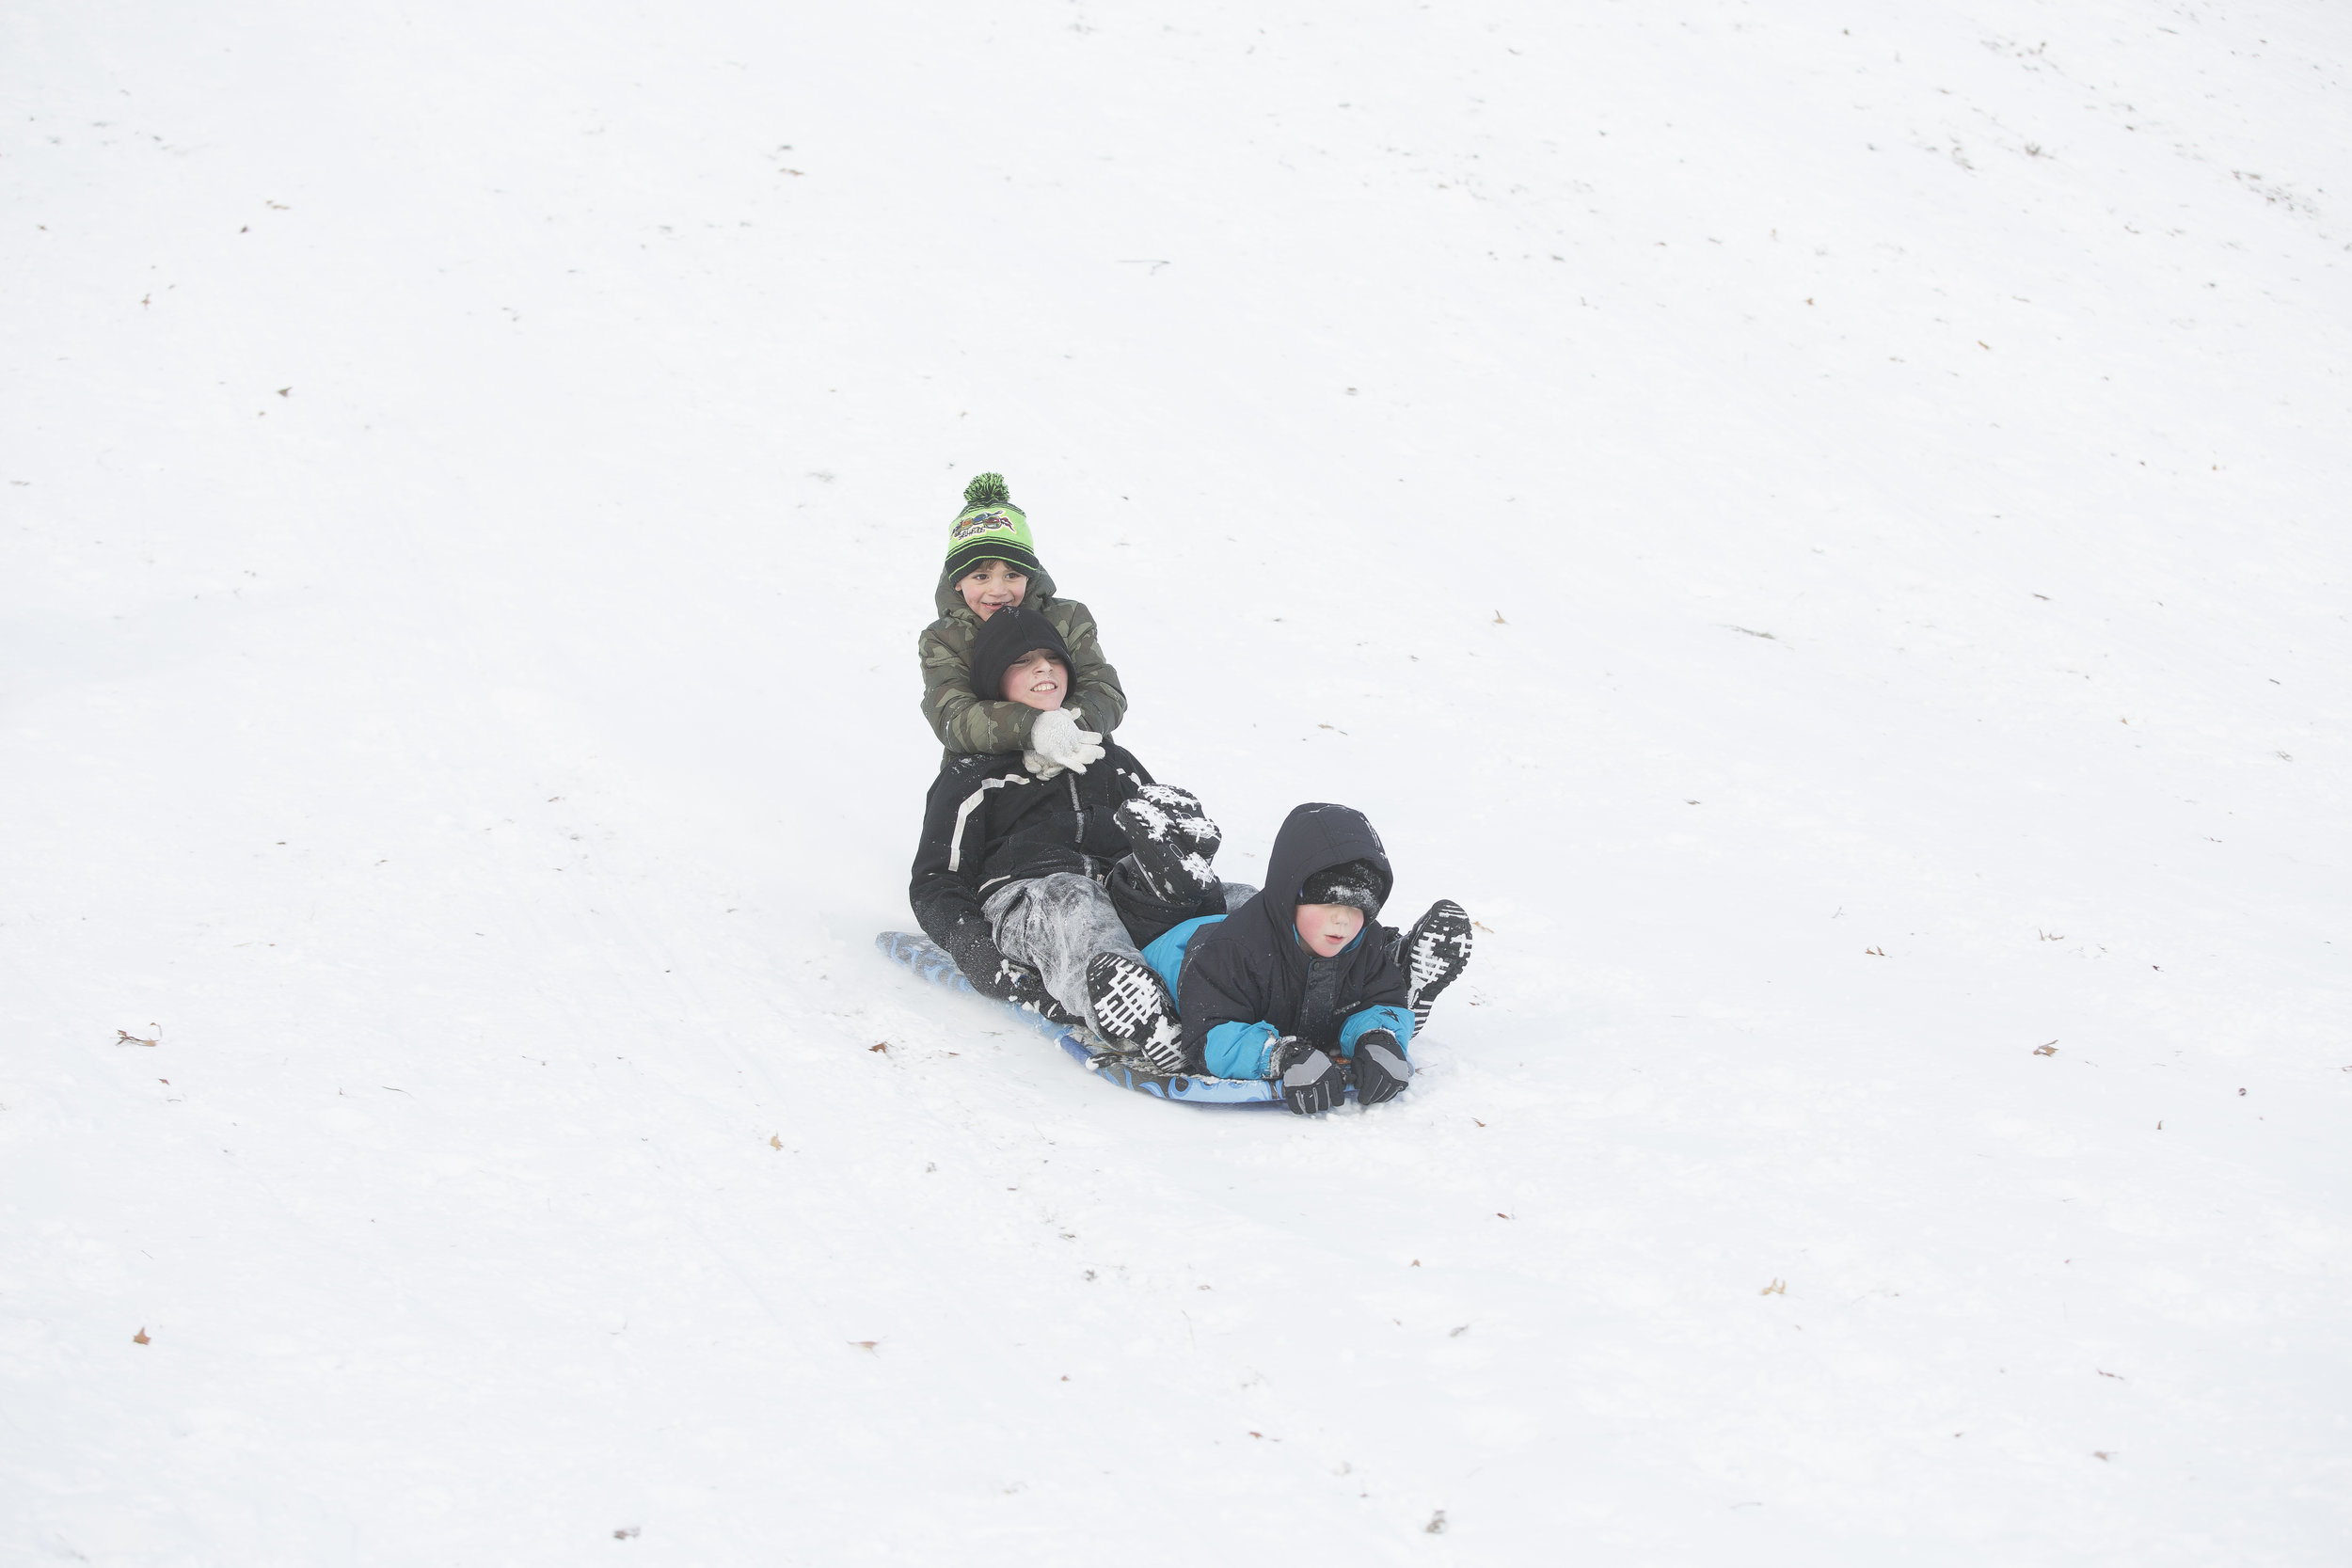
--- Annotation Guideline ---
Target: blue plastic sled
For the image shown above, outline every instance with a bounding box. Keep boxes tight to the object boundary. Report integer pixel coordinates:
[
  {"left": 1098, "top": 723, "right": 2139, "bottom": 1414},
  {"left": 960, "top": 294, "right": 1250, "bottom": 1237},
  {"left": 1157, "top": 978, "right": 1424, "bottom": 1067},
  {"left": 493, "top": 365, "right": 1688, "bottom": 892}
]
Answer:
[{"left": 873, "top": 930, "right": 1298, "bottom": 1107}]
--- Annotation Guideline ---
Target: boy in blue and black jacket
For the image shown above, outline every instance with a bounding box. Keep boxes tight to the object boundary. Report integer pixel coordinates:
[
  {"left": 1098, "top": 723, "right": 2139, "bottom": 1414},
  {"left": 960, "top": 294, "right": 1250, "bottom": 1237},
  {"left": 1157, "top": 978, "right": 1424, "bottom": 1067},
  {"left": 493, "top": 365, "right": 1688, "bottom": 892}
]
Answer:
[{"left": 1136, "top": 802, "right": 1473, "bottom": 1115}]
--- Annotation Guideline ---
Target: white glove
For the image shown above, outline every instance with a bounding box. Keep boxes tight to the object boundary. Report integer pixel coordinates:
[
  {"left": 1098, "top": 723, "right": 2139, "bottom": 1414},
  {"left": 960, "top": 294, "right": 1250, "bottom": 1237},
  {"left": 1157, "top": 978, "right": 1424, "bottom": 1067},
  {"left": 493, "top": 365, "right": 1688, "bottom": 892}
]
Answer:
[{"left": 1028, "top": 707, "right": 1104, "bottom": 773}]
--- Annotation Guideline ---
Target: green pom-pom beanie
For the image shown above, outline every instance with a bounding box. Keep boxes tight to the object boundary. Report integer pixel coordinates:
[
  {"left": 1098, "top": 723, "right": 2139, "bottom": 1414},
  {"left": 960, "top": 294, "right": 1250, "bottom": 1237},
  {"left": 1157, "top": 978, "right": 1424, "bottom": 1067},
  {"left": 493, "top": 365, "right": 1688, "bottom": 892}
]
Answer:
[{"left": 944, "top": 472, "right": 1045, "bottom": 581}]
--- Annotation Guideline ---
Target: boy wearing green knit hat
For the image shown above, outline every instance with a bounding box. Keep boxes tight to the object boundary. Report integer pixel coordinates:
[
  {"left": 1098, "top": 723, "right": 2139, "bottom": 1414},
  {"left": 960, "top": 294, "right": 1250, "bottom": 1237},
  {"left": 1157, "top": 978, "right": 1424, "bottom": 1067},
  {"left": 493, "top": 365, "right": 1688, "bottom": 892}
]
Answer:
[{"left": 918, "top": 473, "right": 1127, "bottom": 769}]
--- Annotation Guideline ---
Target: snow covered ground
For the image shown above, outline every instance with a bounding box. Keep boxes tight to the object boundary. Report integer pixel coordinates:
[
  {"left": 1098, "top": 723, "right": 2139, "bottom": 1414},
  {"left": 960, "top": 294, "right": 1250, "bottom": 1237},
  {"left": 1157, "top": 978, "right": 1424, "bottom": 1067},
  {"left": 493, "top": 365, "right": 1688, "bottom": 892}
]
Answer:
[{"left": 5, "top": 0, "right": 2347, "bottom": 1560}]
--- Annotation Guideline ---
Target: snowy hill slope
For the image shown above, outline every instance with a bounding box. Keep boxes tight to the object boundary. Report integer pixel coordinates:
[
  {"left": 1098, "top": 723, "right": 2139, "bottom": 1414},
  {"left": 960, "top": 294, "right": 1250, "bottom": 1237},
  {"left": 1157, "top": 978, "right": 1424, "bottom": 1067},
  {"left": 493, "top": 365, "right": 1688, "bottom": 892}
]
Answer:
[{"left": 4, "top": 0, "right": 2347, "bottom": 1561}]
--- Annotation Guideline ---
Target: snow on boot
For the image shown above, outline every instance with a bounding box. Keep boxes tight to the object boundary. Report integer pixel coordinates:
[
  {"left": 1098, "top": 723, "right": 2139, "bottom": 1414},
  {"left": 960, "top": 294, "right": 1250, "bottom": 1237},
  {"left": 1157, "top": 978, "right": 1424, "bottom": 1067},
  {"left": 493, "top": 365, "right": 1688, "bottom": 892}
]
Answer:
[
  {"left": 1130, "top": 784, "right": 1221, "bottom": 857},
  {"left": 1084, "top": 951, "right": 1185, "bottom": 1072},
  {"left": 1113, "top": 791, "right": 1219, "bottom": 906},
  {"left": 1351, "top": 1027, "right": 1412, "bottom": 1105},
  {"left": 1394, "top": 899, "right": 1473, "bottom": 1037}
]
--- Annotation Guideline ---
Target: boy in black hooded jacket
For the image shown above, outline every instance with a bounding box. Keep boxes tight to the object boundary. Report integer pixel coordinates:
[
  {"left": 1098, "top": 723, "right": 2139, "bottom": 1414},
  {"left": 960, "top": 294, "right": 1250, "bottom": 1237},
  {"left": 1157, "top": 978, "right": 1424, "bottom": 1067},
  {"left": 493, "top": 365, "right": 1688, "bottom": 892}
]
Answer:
[
  {"left": 909, "top": 606, "right": 1247, "bottom": 1064},
  {"left": 1137, "top": 802, "right": 1474, "bottom": 1115}
]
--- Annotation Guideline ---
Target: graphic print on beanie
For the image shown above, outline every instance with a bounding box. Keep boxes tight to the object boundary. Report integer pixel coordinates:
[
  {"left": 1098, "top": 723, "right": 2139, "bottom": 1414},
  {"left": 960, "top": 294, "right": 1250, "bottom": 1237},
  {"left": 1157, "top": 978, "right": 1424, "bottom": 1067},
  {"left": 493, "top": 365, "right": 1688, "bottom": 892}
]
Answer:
[{"left": 951, "top": 510, "right": 1021, "bottom": 544}]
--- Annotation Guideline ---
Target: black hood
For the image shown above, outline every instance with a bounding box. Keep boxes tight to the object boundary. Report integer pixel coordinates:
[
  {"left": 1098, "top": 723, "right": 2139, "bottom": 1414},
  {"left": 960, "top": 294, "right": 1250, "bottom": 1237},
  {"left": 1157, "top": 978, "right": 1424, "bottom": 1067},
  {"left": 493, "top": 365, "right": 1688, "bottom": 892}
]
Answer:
[{"left": 1254, "top": 803, "right": 1392, "bottom": 951}]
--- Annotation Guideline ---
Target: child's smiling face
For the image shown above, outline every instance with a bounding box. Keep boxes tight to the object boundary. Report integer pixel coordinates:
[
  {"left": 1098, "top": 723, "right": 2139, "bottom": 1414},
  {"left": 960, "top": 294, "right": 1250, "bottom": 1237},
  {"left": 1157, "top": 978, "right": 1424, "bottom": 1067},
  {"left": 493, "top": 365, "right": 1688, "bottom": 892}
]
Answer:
[
  {"left": 1294, "top": 902, "right": 1366, "bottom": 958},
  {"left": 957, "top": 560, "right": 1029, "bottom": 619},
  {"left": 1001, "top": 651, "right": 1068, "bottom": 712}
]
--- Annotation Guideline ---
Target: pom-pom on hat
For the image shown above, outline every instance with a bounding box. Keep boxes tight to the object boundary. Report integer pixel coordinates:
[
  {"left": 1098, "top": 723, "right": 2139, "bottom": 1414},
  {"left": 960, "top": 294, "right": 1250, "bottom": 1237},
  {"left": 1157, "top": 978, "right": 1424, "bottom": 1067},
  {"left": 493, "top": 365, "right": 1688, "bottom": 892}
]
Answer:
[
  {"left": 945, "top": 472, "right": 1045, "bottom": 582},
  {"left": 1298, "top": 858, "right": 1389, "bottom": 914},
  {"left": 970, "top": 605, "right": 1073, "bottom": 705}
]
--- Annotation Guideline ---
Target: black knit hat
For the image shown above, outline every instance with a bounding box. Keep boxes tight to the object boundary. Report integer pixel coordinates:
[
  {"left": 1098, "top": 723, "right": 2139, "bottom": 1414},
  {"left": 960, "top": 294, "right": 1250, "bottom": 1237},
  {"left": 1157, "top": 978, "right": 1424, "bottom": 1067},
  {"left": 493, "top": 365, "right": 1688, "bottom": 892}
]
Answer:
[
  {"left": 1298, "top": 857, "right": 1388, "bottom": 913},
  {"left": 971, "top": 605, "right": 1073, "bottom": 705}
]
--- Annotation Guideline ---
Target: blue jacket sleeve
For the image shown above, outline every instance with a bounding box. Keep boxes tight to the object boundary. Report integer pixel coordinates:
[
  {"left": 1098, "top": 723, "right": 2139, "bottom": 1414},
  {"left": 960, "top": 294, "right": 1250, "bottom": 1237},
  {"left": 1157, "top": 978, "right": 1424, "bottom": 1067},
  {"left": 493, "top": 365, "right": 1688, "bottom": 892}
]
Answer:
[
  {"left": 1339, "top": 1005, "right": 1415, "bottom": 1059},
  {"left": 1205, "top": 1021, "right": 1282, "bottom": 1079}
]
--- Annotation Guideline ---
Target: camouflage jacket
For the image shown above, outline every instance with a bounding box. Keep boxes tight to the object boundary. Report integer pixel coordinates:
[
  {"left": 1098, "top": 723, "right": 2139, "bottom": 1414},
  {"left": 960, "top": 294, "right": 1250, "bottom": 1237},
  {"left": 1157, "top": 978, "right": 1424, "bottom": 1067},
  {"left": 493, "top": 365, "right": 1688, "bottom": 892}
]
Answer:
[{"left": 918, "top": 564, "right": 1126, "bottom": 754}]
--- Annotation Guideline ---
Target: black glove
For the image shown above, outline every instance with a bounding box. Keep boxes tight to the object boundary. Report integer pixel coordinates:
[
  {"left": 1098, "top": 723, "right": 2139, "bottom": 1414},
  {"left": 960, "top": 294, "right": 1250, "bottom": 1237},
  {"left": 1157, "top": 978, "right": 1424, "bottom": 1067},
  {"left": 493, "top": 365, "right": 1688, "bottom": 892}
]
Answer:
[
  {"left": 945, "top": 922, "right": 1053, "bottom": 1010},
  {"left": 1272, "top": 1037, "right": 1341, "bottom": 1116},
  {"left": 1350, "top": 1028, "right": 1412, "bottom": 1105}
]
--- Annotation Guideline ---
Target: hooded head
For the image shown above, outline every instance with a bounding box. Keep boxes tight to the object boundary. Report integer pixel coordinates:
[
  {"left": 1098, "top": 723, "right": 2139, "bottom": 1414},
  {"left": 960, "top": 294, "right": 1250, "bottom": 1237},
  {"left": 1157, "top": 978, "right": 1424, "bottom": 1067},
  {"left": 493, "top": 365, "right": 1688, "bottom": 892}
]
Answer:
[
  {"left": 970, "top": 605, "right": 1073, "bottom": 708},
  {"left": 1261, "top": 802, "right": 1393, "bottom": 952},
  {"left": 936, "top": 473, "right": 1057, "bottom": 614}
]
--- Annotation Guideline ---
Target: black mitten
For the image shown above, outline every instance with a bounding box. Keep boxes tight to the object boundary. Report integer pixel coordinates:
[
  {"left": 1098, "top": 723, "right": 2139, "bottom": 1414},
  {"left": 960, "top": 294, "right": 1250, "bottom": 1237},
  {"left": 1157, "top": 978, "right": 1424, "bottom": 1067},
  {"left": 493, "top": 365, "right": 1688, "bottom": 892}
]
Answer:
[
  {"left": 1272, "top": 1037, "right": 1341, "bottom": 1116},
  {"left": 1350, "top": 1028, "right": 1412, "bottom": 1105}
]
